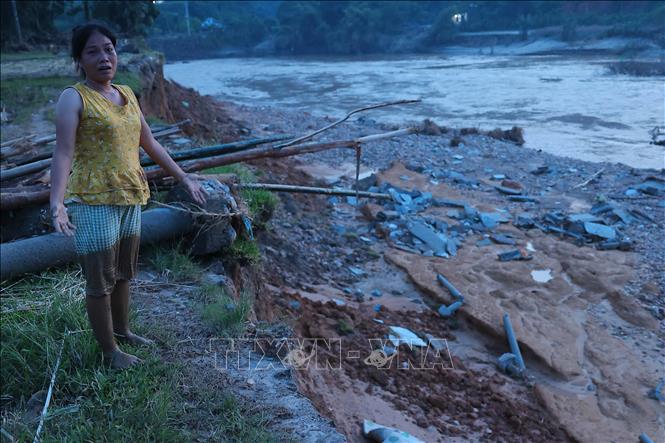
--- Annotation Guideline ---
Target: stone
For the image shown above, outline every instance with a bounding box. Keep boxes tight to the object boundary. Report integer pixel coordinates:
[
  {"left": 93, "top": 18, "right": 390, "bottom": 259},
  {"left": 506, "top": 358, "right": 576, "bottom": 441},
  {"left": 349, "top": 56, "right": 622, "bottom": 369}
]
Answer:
[
  {"left": 583, "top": 222, "right": 616, "bottom": 240},
  {"left": 167, "top": 179, "right": 238, "bottom": 256},
  {"left": 408, "top": 221, "right": 447, "bottom": 254},
  {"left": 495, "top": 185, "right": 522, "bottom": 195},
  {"left": 491, "top": 234, "right": 516, "bottom": 245}
]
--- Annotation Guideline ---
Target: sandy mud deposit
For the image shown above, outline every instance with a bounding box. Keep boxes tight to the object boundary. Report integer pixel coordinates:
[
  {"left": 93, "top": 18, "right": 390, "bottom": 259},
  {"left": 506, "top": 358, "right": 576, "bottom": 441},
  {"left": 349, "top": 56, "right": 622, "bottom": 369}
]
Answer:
[{"left": 233, "top": 101, "right": 664, "bottom": 441}]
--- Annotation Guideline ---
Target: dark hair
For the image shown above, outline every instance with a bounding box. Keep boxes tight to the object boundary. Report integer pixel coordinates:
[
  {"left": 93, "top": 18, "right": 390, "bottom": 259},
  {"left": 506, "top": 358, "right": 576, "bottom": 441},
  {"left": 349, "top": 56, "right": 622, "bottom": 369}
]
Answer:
[{"left": 71, "top": 23, "right": 117, "bottom": 77}]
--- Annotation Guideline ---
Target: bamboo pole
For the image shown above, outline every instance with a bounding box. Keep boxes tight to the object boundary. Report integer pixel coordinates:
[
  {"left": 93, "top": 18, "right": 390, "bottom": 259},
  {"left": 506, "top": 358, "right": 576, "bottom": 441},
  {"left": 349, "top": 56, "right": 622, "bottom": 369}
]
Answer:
[
  {"left": 0, "top": 127, "right": 419, "bottom": 210},
  {"left": 1, "top": 159, "right": 51, "bottom": 181},
  {"left": 147, "top": 127, "right": 419, "bottom": 181},
  {"left": 140, "top": 134, "right": 292, "bottom": 166},
  {"left": 1, "top": 121, "right": 193, "bottom": 181},
  {"left": 236, "top": 183, "right": 392, "bottom": 200}
]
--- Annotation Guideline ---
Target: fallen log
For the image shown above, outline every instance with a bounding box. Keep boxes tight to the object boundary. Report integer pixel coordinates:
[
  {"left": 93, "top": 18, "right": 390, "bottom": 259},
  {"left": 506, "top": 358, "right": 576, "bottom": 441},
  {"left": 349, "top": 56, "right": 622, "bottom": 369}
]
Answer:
[
  {"left": 0, "top": 207, "right": 194, "bottom": 280},
  {"left": 237, "top": 183, "right": 392, "bottom": 200}
]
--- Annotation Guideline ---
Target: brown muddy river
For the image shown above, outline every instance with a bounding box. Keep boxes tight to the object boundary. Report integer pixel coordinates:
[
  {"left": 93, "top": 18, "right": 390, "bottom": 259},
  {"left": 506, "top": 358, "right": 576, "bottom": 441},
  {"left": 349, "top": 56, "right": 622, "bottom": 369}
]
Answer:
[{"left": 165, "top": 54, "right": 664, "bottom": 169}]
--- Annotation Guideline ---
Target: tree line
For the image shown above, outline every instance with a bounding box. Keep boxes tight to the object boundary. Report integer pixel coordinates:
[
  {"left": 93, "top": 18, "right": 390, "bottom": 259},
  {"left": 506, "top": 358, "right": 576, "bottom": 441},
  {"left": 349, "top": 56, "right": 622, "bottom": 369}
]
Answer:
[{"left": 2, "top": 1, "right": 663, "bottom": 54}]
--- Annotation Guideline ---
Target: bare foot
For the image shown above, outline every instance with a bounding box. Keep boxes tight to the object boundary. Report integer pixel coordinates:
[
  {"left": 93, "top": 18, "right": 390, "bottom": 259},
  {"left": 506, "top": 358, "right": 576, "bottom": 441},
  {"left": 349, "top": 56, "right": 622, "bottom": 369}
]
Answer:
[
  {"left": 104, "top": 349, "right": 142, "bottom": 370},
  {"left": 114, "top": 331, "right": 155, "bottom": 347}
]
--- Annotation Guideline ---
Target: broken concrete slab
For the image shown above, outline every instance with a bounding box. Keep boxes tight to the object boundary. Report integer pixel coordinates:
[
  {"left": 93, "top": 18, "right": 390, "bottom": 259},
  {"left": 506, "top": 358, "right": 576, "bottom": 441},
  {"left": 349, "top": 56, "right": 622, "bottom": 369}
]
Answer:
[
  {"left": 491, "top": 234, "right": 517, "bottom": 245},
  {"left": 497, "top": 249, "right": 533, "bottom": 261},
  {"left": 508, "top": 195, "right": 539, "bottom": 203},
  {"left": 583, "top": 222, "right": 617, "bottom": 240},
  {"left": 388, "top": 326, "right": 427, "bottom": 349},
  {"left": 408, "top": 221, "right": 447, "bottom": 254}
]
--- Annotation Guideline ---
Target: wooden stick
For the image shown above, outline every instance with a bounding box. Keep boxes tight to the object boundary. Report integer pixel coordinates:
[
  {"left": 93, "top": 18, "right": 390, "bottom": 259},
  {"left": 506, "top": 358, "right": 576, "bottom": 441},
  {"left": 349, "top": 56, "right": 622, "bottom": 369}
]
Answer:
[
  {"left": 1, "top": 120, "right": 190, "bottom": 164},
  {"left": 1, "top": 134, "right": 35, "bottom": 148},
  {"left": 33, "top": 330, "right": 67, "bottom": 443},
  {"left": 237, "top": 183, "right": 392, "bottom": 200},
  {"left": 274, "top": 99, "right": 421, "bottom": 148},
  {"left": 1, "top": 158, "right": 51, "bottom": 181},
  {"left": 572, "top": 168, "right": 605, "bottom": 189}
]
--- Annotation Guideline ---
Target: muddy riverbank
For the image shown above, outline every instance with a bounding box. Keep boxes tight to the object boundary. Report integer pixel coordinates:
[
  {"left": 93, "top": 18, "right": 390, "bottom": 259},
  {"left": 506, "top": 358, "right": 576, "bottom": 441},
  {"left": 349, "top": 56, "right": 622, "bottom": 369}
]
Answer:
[{"left": 227, "top": 100, "right": 664, "bottom": 441}]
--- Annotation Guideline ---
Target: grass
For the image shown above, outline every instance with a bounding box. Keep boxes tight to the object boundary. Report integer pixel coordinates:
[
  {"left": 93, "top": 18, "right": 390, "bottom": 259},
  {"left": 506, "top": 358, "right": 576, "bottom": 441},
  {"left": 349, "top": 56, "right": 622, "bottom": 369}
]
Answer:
[
  {"left": 1, "top": 268, "right": 277, "bottom": 442},
  {"left": 0, "top": 269, "right": 186, "bottom": 442},
  {"left": 146, "top": 240, "right": 202, "bottom": 282},
  {"left": 228, "top": 238, "right": 262, "bottom": 265},
  {"left": 114, "top": 71, "right": 142, "bottom": 95},
  {"left": 0, "top": 75, "right": 74, "bottom": 124},
  {"left": 0, "top": 51, "right": 55, "bottom": 62},
  {"left": 199, "top": 283, "right": 253, "bottom": 336},
  {"left": 204, "top": 164, "right": 279, "bottom": 230},
  {"left": 0, "top": 71, "right": 141, "bottom": 125}
]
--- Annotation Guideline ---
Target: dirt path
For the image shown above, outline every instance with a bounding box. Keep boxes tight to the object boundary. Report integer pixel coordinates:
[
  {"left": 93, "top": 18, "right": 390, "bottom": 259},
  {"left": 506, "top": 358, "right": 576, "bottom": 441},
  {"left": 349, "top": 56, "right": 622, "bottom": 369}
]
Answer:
[{"left": 131, "top": 265, "right": 345, "bottom": 442}]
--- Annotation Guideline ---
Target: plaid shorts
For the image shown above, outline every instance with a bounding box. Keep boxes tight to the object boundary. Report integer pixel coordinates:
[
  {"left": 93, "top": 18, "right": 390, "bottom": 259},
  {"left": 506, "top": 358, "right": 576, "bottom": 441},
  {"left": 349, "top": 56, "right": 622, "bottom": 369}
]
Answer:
[{"left": 68, "top": 203, "right": 141, "bottom": 297}]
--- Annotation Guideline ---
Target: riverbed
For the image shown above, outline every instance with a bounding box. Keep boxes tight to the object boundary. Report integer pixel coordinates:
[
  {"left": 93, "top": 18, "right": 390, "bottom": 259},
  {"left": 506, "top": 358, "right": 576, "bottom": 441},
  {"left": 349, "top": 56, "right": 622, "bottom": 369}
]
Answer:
[{"left": 165, "top": 54, "right": 664, "bottom": 169}]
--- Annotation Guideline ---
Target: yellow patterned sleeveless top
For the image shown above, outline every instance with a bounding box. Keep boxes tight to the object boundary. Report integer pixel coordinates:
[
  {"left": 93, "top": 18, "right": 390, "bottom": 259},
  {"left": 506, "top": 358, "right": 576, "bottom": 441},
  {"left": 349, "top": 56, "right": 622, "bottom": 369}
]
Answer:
[{"left": 65, "top": 82, "right": 150, "bottom": 205}]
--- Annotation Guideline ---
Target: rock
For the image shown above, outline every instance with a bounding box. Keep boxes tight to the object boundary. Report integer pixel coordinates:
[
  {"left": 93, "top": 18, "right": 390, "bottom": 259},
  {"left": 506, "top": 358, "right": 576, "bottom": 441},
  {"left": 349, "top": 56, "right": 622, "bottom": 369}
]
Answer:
[
  {"left": 495, "top": 185, "right": 523, "bottom": 195},
  {"left": 491, "top": 234, "right": 516, "bottom": 245},
  {"left": 531, "top": 165, "right": 551, "bottom": 175},
  {"left": 497, "top": 249, "right": 533, "bottom": 261},
  {"left": 583, "top": 222, "right": 616, "bottom": 240},
  {"left": 167, "top": 179, "right": 238, "bottom": 255},
  {"left": 408, "top": 221, "right": 447, "bottom": 254},
  {"left": 501, "top": 179, "right": 524, "bottom": 191}
]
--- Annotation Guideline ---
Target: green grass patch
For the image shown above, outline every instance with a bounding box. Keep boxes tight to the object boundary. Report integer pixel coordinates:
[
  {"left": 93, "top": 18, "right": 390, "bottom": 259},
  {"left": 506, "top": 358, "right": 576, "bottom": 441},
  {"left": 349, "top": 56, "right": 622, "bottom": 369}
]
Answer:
[
  {"left": 0, "top": 75, "right": 74, "bottom": 124},
  {"left": 114, "top": 71, "right": 142, "bottom": 95},
  {"left": 146, "top": 240, "right": 201, "bottom": 282},
  {"left": 204, "top": 164, "right": 256, "bottom": 183},
  {"left": 228, "top": 238, "right": 262, "bottom": 265},
  {"left": 0, "top": 51, "right": 55, "bottom": 62},
  {"left": 203, "top": 164, "right": 278, "bottom": 229},
  {"left": 0, "top": 269, "right": 187, "bottom": 442},
  {"left": 198, "top": 284, "right": 253, "bottom": 336}
]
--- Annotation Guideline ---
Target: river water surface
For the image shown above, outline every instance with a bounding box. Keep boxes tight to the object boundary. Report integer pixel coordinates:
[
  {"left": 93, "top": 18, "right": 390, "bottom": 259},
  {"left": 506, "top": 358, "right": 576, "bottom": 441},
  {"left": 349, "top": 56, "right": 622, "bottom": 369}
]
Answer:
[{"left": 165, "top": 55, "right": 664, "bottom": 169}]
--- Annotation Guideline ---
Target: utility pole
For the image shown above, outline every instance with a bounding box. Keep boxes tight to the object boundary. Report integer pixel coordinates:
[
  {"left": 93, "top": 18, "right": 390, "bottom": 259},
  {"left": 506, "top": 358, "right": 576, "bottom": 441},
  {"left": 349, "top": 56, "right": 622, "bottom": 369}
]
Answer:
[
  {"left": 11, "top": 0, "right": 23, "bottom": 45},
  {"left": 184, "top": 0, "right": 191, "bottom": 36}
]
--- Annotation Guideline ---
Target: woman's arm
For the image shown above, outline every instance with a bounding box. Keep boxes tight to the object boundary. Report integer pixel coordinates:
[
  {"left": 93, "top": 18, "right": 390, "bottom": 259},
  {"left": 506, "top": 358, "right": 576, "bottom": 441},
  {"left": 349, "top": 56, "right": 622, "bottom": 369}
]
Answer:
[
  {"left": 50, "top": 88, "right": 81, "bottom": 236},
  {"left": 138, "top": 112, "right": 207, "bottom": 205}
]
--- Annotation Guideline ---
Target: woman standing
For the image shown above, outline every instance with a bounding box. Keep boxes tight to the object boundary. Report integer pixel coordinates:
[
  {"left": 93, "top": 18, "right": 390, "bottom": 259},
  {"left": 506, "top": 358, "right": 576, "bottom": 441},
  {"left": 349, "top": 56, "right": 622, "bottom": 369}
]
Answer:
[{"left": 50, "top": 23, "right": 206, "bottom": 369}]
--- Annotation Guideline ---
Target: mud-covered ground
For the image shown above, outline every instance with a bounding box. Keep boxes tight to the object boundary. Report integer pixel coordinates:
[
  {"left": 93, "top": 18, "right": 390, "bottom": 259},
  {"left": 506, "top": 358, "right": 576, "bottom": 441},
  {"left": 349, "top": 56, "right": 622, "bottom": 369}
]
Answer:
[{"left": 226, "top": 102, "right": 664, "bottom": 442}]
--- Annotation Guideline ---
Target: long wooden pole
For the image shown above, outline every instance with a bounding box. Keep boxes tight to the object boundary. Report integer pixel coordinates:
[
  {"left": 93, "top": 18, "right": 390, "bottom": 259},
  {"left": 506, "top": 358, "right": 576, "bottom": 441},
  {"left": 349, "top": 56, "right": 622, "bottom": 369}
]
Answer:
[{"left": 1, "top": 127, "right": 419, "bottom": 210}]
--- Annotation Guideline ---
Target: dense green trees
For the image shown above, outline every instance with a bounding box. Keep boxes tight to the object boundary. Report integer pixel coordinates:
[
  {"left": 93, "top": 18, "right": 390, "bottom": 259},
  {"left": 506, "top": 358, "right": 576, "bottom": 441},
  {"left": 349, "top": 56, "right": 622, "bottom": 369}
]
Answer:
[
  {"left": 2, "top": 0, "right": 159, "bottom": 48},
  {"left": 2, "top": 1, "right": 663, "bottom": 53}
]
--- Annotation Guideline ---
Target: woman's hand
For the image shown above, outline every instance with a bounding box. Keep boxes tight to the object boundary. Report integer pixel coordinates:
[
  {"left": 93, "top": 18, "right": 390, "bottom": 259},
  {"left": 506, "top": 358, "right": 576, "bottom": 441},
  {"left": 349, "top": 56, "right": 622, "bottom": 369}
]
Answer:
[
  {"left": 181, "top": 173, "right": 207, "bottom": 206},
  {"left": 51, "top": 203, "right": 76, "bottom": 236}
]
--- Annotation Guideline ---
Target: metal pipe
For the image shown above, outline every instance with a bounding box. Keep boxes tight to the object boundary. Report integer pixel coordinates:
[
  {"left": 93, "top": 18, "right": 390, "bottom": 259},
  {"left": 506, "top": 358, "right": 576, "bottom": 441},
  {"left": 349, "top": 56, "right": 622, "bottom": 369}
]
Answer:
[
  {"left": 503, "top": 313, "right": 526, "bottom": 372},
  {"left": 436, "top": 273, "right": 464, "bottom": 301},
  {"left": 0, "top": 208, "right": 193, "bottom": 280}
]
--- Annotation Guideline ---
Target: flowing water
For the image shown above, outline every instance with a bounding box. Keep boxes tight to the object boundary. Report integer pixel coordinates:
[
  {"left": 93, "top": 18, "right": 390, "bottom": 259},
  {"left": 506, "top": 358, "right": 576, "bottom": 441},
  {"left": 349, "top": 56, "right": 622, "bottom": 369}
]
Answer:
[{"left": 165, "top": 54, "right": 664, "bottom": 169}]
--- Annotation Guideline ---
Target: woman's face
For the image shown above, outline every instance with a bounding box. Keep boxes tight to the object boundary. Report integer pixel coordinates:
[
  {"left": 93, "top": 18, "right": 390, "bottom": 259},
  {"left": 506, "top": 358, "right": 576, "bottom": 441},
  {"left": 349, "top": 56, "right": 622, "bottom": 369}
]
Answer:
[{"left": 78, "top": 31, "right": 117, "bottom": 83}]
